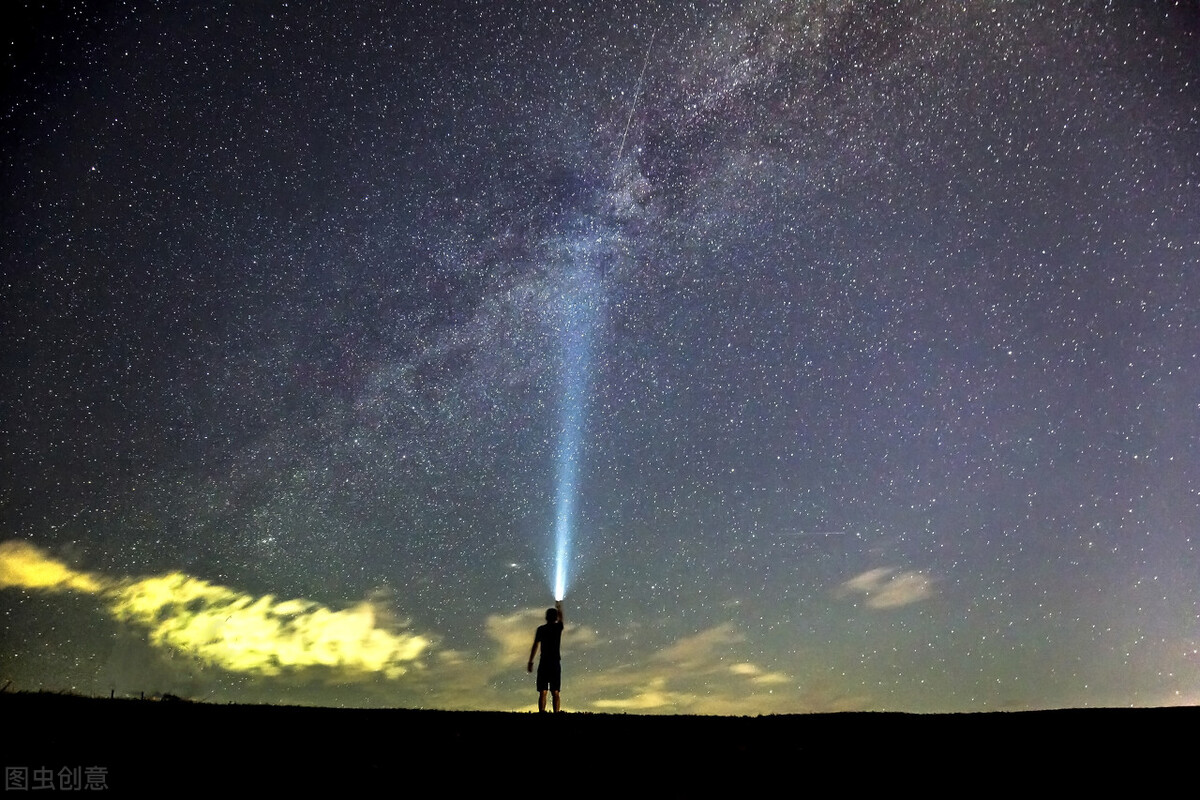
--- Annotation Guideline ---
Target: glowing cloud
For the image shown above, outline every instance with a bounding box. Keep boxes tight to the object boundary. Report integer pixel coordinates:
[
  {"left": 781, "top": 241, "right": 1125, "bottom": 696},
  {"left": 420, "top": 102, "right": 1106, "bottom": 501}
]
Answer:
[
  {"left": 590, "top": 676, "right": 677, "bottom": 710},
  {"left": 485, "top": 606, "right": 598, "bottom": 669},
  {"left": 652, "top": 623, "right": 745, "bottom": 669},
  {"left": 584, "top": 624, "right": 816, "bottom": 715},
  {"left": 840, "top": 567, "right": 934, "bottom": 609},
  {"left": 0, "top": 541, "right": 104, "bottom": 593},
  {"left": 730, "top": 663, "right": 790, "bottom": 685},
  {"left": 0, "top": 541, "right": 429, "bottom": 678},
  {"left": 486, "top": 609, "right": 547, "bottom": 667}
]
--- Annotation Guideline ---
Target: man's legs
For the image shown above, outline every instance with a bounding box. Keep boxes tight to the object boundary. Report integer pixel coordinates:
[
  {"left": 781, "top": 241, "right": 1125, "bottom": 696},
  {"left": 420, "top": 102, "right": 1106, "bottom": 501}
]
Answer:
[{"left": 537, "top": 661, "right": 561, "bottom": 713}]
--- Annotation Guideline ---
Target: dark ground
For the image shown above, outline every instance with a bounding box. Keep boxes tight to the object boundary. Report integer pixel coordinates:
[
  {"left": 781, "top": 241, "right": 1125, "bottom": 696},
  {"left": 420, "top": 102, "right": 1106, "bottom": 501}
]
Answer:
[{"left": 2, "top": 692, "right": 1192, "bottom": 792}]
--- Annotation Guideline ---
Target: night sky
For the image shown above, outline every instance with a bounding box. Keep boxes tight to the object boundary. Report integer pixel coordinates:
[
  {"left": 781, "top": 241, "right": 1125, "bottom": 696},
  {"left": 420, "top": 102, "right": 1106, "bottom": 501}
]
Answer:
[{"left": 2, "top": 0, "right": 1198, "bottom": 713}]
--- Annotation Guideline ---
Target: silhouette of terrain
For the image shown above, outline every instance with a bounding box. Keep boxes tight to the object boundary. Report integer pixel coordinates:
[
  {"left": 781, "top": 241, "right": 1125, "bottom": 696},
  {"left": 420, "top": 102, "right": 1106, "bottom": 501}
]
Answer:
[{"left": 3, "top": 692, "right": 1192, "bottom": 791}]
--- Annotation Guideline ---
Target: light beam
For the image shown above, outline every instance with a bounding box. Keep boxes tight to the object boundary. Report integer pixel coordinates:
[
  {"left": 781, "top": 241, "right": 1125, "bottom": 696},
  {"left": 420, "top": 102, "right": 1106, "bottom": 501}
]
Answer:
[{"left": 552, "top": 234, "right": 603, "bottom": 601}]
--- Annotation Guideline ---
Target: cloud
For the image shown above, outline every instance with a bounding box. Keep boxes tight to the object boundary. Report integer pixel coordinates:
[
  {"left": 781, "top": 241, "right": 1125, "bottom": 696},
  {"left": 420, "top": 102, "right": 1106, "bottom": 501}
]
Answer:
[
  {"left": 108, "top": 573, "right": 429, "bottom": 678},
  {"left": 652, "top": 623, "right": 744, "bottom": 670},
  {"left": 0, "top": 540, "right": 103, "bottom": 593},
  {"left": 486, "top": 609, "right": 545, "bottom": 667},
  {"left": 839, "top": 567, "right": 934, "bottom": 609},
  {"left": 580, "top": 623, "right": 848, "bottom": 715},
  {"left": 730, "top": 663, "right": 791, "bottom": 685},
  {"left": 0, "top": 540, "right": 430, "bottom": 679},
  {"left": 590, "top": 676, "right": 678, "bottom": 710},
  {"left": 485, "top": 607, "right": 600, "bottom": 668},
  {"left": 3, "top": 540, "right": 880, "bottom": 713}
]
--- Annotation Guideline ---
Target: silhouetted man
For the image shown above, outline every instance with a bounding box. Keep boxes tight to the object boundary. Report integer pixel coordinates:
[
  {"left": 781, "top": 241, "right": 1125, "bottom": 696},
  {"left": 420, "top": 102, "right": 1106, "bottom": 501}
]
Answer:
[{"left": 527, "top": 600, "right": 564, "bottom": 713}]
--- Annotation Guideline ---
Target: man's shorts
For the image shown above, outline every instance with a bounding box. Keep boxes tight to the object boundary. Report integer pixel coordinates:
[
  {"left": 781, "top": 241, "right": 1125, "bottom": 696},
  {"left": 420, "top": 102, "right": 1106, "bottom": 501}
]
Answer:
[{"left": 536, "top": 660, "right": 561, "bottom": 692}]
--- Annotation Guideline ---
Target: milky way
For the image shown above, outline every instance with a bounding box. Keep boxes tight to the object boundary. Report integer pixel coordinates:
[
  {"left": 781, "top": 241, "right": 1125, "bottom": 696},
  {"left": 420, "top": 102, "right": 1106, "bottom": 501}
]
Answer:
[{"left": 2, "top": 1, "right": 1198, "bottom": 712}]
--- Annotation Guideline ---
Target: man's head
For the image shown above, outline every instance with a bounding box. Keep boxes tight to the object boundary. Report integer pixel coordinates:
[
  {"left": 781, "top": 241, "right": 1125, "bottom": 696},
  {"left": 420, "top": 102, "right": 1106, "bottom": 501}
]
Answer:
[{"left": 545, "top": 607, "right": 559, "bottom": 623}]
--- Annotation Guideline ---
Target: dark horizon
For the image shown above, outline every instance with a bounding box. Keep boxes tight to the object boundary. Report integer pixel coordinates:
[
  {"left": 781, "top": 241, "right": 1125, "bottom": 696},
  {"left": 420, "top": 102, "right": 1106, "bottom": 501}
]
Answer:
[{"left": 5, "top": 691, "right": 1196, "bottom": 790}]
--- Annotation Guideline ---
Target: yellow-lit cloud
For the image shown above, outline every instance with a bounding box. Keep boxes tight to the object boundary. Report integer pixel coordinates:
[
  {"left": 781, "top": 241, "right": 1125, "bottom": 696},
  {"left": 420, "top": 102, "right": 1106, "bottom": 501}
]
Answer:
[
  {"left": 652, "top": 623, "right": 743, "bottom": 669},
  {"left": 590, "top": 676, "right": 678, "bottom": 710},
  {"left": 840, "top": 567, "right": 934, "bottom": 609},
  {"left": 0, "top": 540, "right": 104, "bottom": 593},
  {"left": 730, "top": 663, "right": 790, "bottom": 685},
  {"left": 583, "top": 624, "right": 821, "bottom": 715},
  {"left": 486, "top": 609, "right": 545, "bottom": 667},
  {"left": 0, "top": 540, "right": 429, "bottom": 679},
  {"left": 485, "top": 607, "right": 600, "bottom": 668}
]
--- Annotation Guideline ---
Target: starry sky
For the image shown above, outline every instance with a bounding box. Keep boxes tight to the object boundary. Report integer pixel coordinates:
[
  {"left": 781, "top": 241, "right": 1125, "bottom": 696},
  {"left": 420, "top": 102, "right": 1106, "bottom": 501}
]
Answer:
[{"left": 2, "top": 0, "right": 1198, "bottom": 713}]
